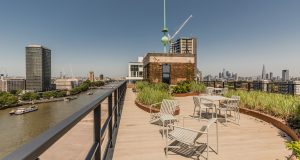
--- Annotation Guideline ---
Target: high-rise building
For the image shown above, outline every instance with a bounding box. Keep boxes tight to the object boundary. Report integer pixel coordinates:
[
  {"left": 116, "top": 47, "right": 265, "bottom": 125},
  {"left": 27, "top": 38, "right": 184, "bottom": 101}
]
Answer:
[
  {"left": 282, "top": 70, "right": 289, "bottom": 81},
  {"left": 88, "top": 71, "right": 95, "bottom": 82},
  {"left": 270, "top": 72, "right": 273, "bottom": 80},
  {"left": 26, "top": 44, "right": 51, "bottom": 91},
  {"left": 99, "top": 74, "right": 104, "bottom": 81},
  {"left": 222, "top": 68, "right": 226, "bottom": 78},
  {"left": 169, "top": 37, "right": 197, "bottom": 54},
  {"left": 262, "top": 64, "right": 266, "bottom": 80}
]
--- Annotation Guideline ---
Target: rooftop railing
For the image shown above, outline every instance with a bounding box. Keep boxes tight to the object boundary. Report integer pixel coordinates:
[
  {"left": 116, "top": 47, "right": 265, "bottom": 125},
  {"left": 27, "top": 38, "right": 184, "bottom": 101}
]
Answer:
[
  {"left": 3, "top": 81, "right": 127, "bottom": 160},
  {"left": 202, "top": 80, "right": 300, "bottom": 95}
]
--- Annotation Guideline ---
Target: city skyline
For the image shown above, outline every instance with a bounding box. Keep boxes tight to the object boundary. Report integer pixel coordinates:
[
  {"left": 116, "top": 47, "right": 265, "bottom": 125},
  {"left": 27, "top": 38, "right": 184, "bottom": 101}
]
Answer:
[{"left": 0, "top": 0, "right": 300, "bottom": 77}]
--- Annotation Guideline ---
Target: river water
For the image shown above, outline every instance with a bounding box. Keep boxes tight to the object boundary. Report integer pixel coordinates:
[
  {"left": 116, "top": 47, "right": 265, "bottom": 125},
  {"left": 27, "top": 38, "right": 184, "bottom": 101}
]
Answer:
[{"left": 0, "top": 87, "right": 112, "bottom": 159}]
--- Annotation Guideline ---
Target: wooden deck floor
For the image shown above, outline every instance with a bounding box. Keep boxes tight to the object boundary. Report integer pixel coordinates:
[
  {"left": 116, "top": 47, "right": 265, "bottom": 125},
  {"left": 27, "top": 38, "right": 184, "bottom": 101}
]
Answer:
[{"left": 113, "top": 90, "right": 291, "bottom": 160}]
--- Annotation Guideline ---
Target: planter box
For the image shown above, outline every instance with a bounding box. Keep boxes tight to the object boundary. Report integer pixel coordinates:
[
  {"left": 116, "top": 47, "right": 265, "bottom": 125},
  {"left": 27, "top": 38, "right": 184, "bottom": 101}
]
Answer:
[
  {"left": 240, "top": 107, "right": 299, "bottom": 141},
  {"left": 172, "top": 92, "right": 199, "bottom": 97},
  {"left": 135, "top": 100, "right": 180, "bottom": 115}
]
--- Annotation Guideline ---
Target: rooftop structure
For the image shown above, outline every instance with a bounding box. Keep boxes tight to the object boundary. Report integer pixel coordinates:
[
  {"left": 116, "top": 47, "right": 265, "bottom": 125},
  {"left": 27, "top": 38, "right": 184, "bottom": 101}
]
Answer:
[
  {"left": 126, "top": 57, "right": 144, "bottom": 84},
  {"left": 143, "top": 53, "right": 196, "bottom": 84}
]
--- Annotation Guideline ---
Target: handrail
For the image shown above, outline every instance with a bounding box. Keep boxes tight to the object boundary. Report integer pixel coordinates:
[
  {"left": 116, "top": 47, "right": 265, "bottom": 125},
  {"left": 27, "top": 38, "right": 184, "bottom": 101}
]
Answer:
[
  {"left": 201, "top": 81, "right": 300, "bottom": 96},
  {"left": 3, "top": 81, "right": 127, "bottom": 160}
]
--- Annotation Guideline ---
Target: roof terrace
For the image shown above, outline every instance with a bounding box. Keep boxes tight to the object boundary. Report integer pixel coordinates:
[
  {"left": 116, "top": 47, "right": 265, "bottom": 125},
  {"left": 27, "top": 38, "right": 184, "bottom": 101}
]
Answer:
[
  {"left": 3, "top": 82, "right": 294, "bottom": 160},
  {"left": 112, "top": 89, "right": 291, "bottom": 160}
]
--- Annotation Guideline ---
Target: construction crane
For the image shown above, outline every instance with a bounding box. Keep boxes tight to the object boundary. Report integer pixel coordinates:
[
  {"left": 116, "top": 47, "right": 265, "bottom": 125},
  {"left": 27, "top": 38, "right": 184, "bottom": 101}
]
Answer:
[{"left": 167, "top": 14, "right": 193, "bottom": 44}]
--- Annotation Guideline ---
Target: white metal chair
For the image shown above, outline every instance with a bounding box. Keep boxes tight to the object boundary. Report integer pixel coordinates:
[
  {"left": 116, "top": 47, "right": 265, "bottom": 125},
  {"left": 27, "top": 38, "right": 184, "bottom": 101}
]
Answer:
[
  {"left": 165, "top": 118, "right": 219, "bottom": 159},
  {"left": 216, "top": 96, "right": 240, "bottom": 124},
  {"left": 150, "top": 99, "right": 179, "bottom": 138},
  {"left": 219, "top": 88, "right": 228, "bottom": 96},
  {"left": 193, "top": 96, "right": 215, "bottom": 119},
  {"left": 206, "top": 87, "right": 214, "bottom": 95}
]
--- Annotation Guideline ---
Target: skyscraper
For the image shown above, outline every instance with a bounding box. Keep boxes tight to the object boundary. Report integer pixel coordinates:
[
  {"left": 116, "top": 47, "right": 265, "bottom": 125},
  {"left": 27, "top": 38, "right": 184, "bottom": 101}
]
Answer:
[
  {"left": 282, "top": 70, "right": 289, "bottom": 81},
  {"left": 270, "top": 72, "right": 273, "bottom": 80},
  {"left": 26, "top": 44, "right": 51, "bottom": 91},
  {"left": 88, "top": 71, "right": 95, "bottom": 82},
  {"left": 262, "top": 65, "right": 266, "bottom": 80}
]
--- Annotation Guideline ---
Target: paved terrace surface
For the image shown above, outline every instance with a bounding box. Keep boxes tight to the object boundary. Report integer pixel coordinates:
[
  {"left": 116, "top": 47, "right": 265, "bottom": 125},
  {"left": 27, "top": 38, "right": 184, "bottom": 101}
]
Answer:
[{"left": 113, "top": 90, "right": 291, "bottom": 160}]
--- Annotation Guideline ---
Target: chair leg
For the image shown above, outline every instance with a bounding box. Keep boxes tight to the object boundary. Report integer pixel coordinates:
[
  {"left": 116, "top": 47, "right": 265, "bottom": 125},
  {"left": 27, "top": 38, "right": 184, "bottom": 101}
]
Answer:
[
  {"left": 162, "top": 120, "right": 165, "bottom": 139},
  {"left": 225, "top": 111, "right": 228, "bottom": 124},
  {"left": 193, "top": 106, "right": 196, "bottom": 118},
  {"left": 199, "top": 109, "right": 202, "bottom": 120},
  {"left": 207, "top": 134, "right": 209, "bottom": 160}
]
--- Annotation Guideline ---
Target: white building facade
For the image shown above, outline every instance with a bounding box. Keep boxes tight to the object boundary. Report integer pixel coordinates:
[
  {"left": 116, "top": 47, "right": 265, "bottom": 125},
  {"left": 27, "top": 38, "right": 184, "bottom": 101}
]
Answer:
[{"left": 126, "top": 57, "right": 144, "bottom": 84}]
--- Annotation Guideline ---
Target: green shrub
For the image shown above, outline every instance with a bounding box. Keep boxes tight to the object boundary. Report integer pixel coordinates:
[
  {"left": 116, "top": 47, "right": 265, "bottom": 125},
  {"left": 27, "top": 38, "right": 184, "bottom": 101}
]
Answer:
[
  {"left": 151, "top": 82, "right": 169, "bottom": 91},
  {"left": 135, "top": 81, "right": 150, "bottom": 92},
  {"left": 177, "top": 80, "right": 191, "bottom": 86},
  {"left": 137, "top": 87, "right": 172, "bottom": 105},
  {"left": 286, "top": 141, "right": 300, "bottom": 158},
  {"left": 224, "top": 90, "right": 300, "bottom": 120},
  {"left": 190, "top": 81, "right": 206, "bottom": 93},
  {"left": 172, "top": 81, "right": 191, "bottom": 94}
]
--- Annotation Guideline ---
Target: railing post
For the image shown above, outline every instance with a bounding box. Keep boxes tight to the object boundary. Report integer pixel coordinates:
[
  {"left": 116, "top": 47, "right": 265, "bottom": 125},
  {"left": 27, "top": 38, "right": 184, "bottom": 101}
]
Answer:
[
  {"left": 234, "top": 81, "right": 236, "bottom": 90},
  {"left": 118, "top": 87, "right": 121, "bottom": 115},
  {"left": 214, "top": 81, "right": 216, "bottom": 88},
  {"left": 222, "top": 82, "right": 225, "bottom": 88},
  {"left": 94, "top": 105, "right": 101, "bottom": 160},
  {"left": 108, "top": 94, "right": 113, "bottom": 147},
  {"left": 114, "top": 90, "right": 118, "bottom": 127},
  {"left": 248, "top": 82, "right": 250, "bottom": 91},
  {"left": 292, "top": 83, "right": 295, "bottom": 96}
]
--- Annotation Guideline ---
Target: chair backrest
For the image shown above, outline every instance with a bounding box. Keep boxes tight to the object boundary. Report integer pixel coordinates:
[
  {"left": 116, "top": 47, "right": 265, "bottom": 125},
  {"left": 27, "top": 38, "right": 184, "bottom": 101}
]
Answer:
[
  {"left": 221, "top": 88, "right": 228, "bottom": 94},
  {"left": 229, "top": 95, "right": 240, "bottom": 108},
  {"left": 206, "top": 87, "right": 214, "bottom": 95},
  {"left": 193, "top": 118, "right": 217, "bottom": 143},
  {"left": 160, "top": 99, "right": 178, "bottom": 115},
  {"left": 193, "top": 96, "right": 200, "bottom": 107}
]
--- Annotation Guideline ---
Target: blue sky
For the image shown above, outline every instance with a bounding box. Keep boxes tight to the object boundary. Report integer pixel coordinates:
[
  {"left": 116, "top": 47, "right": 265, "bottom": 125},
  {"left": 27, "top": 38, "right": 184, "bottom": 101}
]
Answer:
[{"left": 0, "top": 0, "right": 300, "bottom": 78}]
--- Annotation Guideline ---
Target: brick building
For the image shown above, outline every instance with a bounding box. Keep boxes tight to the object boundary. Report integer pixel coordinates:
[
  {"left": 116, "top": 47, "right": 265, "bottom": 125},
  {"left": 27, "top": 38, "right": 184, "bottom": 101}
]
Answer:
[{"left": 143, "top": 53, "right": 196, "bottom": 85}]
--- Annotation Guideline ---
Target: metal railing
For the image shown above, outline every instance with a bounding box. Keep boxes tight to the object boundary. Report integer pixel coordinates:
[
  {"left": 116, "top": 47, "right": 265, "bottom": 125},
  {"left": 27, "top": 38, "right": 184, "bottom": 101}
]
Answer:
[
  {"left": 4, "top": 81, "right": 127, "bottom": 160},
  {"left": 202, "top": 81, "right": 300, "bottom": 96}
]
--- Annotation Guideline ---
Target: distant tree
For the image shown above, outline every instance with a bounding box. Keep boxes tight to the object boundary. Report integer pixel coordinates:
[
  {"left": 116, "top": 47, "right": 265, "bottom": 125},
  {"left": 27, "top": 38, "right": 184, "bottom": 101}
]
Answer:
[
  {"left": 0, "top": 92, "right": 18, "bottom": 107},
  {"left": 43, "top": 91, "right": 54, "bottom": 99},
  {"left": 21, "top": 92, "right": 39, "bottom": 101},
  {"left": 92, "top": 81, "right": 105, "bottom": 87}
]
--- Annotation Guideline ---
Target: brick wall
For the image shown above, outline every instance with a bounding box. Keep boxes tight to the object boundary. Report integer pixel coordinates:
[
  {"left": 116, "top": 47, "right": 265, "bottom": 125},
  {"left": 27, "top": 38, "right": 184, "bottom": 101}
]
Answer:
[{"left": 144, "top": 62, "right": 195, "bottom": 85}]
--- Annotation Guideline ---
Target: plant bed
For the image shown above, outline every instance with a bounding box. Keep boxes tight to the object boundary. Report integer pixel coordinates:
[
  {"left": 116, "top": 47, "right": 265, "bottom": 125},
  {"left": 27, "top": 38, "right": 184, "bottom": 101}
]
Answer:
[
  {"left": 240, "top": 107, "right": 299, "bottom": 141},
  {"left": 172, "top": 92, "right": 199, "bottom": 97},
  {"left": 135, "top": 100, "right": 180, "bottom": 115}
]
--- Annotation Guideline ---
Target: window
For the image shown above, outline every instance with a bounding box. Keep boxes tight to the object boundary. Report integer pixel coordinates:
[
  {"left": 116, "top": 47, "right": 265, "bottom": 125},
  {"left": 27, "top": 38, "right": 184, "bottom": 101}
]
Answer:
[{"left": 162, "top": 64, "right": 171, "bottom": 84}]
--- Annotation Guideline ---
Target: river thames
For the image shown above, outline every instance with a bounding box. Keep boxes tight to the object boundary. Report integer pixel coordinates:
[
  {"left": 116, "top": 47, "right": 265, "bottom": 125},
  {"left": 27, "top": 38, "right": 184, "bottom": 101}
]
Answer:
[{"left": 0, "top": 88, "right": 110, "bottom": 159}]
